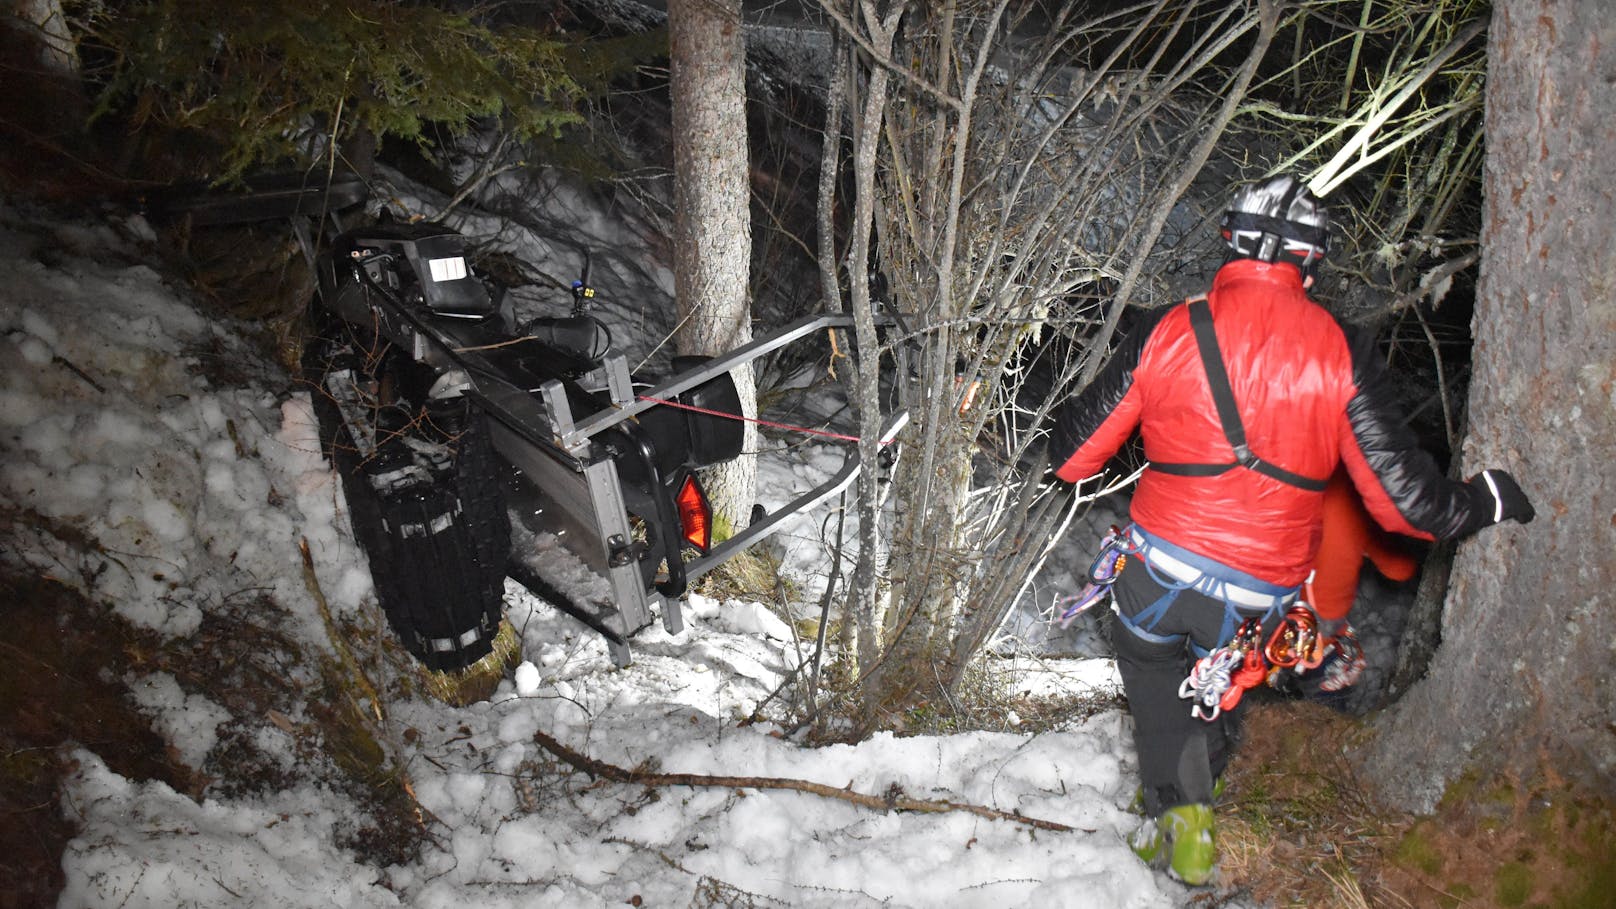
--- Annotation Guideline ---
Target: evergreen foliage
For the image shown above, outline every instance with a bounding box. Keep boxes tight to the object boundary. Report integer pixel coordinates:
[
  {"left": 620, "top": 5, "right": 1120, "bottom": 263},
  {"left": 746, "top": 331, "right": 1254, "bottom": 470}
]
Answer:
[{"left": 73, "top": 0, "right": 595, "bottom": 180}]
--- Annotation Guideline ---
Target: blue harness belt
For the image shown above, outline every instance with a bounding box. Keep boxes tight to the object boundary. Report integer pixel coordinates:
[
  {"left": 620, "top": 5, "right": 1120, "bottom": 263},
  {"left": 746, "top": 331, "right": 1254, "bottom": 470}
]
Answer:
[{"left": 1115, "top": 525, "right": 1301, "bottom": 656}]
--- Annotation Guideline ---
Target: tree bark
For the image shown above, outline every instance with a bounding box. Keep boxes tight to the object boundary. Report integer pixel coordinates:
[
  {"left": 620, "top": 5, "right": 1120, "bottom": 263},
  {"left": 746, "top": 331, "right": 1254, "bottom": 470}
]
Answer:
[
  {"left": 15, "top": 0, "right": 78, "bottom": 74},
  {"left": 842, "top": 0, "right": 904, "bottom": 682},
  {"left": 5, "top": 0, "right": 86, "bottom": 147},
  {"left": 669, "top": 0, "right": 757, "bottom": 531},
  {"left": 1361, "top": 0, "right": 1616, "bottom": 811}
]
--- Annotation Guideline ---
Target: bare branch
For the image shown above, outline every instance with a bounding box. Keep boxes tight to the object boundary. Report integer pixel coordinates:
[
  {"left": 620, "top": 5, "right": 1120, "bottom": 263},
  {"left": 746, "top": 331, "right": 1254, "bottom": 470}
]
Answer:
[{"left": 531, "top": 727, "right": 1091, "bottom": 833}]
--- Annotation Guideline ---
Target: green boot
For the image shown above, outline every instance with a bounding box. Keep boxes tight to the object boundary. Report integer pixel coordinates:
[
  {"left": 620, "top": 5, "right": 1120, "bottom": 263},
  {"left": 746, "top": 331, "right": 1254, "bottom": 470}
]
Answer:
[{"left": 1128, "top": 803, "right": 1216, "bottom": 886}]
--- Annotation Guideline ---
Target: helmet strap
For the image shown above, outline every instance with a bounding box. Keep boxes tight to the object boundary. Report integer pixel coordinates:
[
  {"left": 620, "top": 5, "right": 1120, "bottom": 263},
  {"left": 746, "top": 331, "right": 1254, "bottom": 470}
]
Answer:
[{"left": 1256, "top": 232, "right": 1281, "bottom": 263}]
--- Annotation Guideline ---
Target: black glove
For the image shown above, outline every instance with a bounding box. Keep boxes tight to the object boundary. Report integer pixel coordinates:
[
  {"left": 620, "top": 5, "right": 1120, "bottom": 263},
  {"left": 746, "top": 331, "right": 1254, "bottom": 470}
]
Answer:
[{"left": 1470, "top": 469, "right": 1535, "bottom": 525}]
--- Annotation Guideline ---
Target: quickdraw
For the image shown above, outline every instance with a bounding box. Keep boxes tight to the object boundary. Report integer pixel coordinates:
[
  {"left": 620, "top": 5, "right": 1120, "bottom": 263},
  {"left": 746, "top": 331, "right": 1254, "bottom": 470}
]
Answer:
[
  {"left": 1054, "top": 525, "right": 1130, "bottom": 628},
  {"left": 1178, "top": 618, "right": 1268, "bottom": 721}
]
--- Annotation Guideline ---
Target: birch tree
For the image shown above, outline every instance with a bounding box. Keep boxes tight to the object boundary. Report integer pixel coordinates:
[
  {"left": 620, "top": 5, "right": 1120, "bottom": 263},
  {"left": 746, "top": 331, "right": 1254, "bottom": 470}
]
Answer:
[{"left": 819, "top": 0, "right": 1283, "bottom": 721}]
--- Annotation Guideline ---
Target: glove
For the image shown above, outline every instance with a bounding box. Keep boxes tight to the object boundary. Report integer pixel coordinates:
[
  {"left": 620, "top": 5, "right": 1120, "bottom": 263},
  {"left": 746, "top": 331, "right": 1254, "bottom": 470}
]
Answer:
[{"left": 1470, "top": 469, "right": 1536, "bottom": 525}]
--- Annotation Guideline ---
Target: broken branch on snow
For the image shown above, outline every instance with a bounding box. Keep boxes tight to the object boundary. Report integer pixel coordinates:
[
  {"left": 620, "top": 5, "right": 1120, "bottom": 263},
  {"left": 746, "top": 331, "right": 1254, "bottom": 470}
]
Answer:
[{"left": 531, "top": 728, "right": 1091, "bottom": 834}]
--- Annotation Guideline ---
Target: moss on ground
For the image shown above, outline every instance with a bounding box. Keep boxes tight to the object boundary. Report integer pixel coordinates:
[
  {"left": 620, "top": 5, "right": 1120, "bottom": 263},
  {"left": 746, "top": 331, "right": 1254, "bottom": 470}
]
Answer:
[{"left": 1217, "top": 700, "right": 1616, "bottom": 909}]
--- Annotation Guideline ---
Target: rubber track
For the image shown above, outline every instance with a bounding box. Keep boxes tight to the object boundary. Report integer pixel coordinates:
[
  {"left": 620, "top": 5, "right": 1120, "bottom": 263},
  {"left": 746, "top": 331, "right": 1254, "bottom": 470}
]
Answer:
[{"left": 303, "top": 318, "right": 511, "bottom": 672}]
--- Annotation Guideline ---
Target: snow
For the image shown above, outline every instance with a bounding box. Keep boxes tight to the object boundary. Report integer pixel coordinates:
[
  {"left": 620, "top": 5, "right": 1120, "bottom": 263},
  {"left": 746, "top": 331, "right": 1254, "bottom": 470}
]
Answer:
[{"left": 0, "top": 193, "right": 1214, "bottom": 907}]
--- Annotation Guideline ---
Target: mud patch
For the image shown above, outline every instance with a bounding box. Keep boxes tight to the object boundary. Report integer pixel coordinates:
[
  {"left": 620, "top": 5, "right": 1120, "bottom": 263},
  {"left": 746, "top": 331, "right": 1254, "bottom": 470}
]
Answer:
[{"left": 0, "top": 563, "right": 434, "bottom": 905}]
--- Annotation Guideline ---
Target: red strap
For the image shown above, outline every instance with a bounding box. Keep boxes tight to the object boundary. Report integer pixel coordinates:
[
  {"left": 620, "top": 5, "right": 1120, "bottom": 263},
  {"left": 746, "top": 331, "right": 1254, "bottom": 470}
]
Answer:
[
  {"left": 1219, "top": 649, "right": 1268, "bottom": 711},
  {"left": 637, "top": 394, "right": 870, "bottom": 444}
]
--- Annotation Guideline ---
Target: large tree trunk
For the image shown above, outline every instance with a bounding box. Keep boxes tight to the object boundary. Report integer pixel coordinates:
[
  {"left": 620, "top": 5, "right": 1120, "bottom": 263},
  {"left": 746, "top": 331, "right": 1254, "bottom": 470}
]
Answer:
[
  {"left": 669, "top": 0, "right": 756, "bottom": 532},
  {"left": 15, "top": 0, "right": 78, "bottom": 74},
  {"left": 1361, "top": 0, "right": 1616, "bottom": 811},
  {"left": 4, "top": 0, "right": 86, "bottom": 152}
]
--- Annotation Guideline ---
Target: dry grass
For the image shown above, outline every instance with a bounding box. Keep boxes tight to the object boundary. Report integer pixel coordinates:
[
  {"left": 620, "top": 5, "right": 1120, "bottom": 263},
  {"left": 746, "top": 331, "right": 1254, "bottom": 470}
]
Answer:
[
  {"left": 692, "top": 545, "right": 794, "bottom": 607},
  {"left": 411, "top": 617, "right": 523, "bottom": 707},
  {"left": 1215, "top": 699, "right": 1393, "bottom": 907},
  {"left": 1213, "top": 698, "right": 1616, "bottom": 909}
]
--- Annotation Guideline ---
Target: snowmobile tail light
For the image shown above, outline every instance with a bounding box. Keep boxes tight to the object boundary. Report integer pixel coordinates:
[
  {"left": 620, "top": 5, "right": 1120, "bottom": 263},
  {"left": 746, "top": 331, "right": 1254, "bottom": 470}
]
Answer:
[{"left": 674, "top": 472, "right": 714, "bottom": 554}]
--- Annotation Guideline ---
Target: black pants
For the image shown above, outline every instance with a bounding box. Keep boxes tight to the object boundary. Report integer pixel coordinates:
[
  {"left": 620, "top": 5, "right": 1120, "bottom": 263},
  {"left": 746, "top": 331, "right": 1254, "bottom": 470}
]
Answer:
[{"left": 1109, "top": 559, "right": 1269, "bottom": 818}]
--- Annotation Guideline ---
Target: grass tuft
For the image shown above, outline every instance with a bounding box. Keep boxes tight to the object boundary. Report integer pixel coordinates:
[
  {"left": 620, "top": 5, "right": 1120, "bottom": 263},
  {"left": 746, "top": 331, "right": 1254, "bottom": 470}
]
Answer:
[{"left": 411, "top": 618, "right": 522, "bottom": 707}]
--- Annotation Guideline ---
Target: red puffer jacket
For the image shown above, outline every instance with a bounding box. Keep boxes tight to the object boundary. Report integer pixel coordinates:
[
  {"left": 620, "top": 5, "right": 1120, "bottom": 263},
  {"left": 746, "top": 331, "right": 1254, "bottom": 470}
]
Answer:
[{"left": 1050, "top": 259, "right": 1493, "bottom": 586}]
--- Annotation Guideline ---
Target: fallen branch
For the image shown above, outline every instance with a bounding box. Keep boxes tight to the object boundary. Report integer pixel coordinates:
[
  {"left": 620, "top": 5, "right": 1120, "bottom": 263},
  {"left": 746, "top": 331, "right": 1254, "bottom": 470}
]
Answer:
[
  {"left": 299, "top": 537, "right": 384, "bottom": 724},
  {"left": 531, "top": 728, "right": 1090, "bottom": 834},
  {"left": 52, "top": 355, "right": 105, "bottom": 393},
  {"left": 298, "top": 536, "right": 442, "bottom": 838}
]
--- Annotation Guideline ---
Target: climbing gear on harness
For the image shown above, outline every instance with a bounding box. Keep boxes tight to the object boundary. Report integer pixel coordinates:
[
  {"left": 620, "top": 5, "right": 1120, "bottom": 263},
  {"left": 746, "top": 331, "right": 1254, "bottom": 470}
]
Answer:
[
  {"left": 1148, "top": 300, "right": 1330, "bottom": 493},
  {"left": 1317, "top": 625, "right": 1367, "bottom": 692},
  {"left": 1055, "top": 525, "right": 1129, "bottom": 627},
  {"left": 1263, "top": 605, "right": 1326, "bottom": 670},
  {"left": 1180, "top": 600, "right": 1349, "bottom": 719},
  {"left": 1179, "top": 618, "right": 1268, "bottom": 721},
  {"left": 1129, "top": 803, "right": 1217, "bottom": 885}
]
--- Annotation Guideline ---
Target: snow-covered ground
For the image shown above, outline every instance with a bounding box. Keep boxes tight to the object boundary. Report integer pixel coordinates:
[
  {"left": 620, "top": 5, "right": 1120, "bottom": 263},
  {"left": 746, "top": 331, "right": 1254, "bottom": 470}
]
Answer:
[{"left": 0, "top": 192, "right": 1235, "bottom": 908}]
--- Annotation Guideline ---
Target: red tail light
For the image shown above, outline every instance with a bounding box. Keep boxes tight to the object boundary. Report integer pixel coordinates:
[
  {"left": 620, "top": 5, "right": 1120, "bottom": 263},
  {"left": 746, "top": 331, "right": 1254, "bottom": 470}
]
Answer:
[{"left": 674, "top": 472, "right": 713, "bottom": 553}]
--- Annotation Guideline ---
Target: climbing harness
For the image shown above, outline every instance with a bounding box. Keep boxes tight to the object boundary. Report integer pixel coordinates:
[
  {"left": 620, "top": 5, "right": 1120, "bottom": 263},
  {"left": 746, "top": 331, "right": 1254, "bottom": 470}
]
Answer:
[
  {"left": 1054, "top": 525, "right": 1130, "bottom": 628},
  {"left": 1112, "top": 525, "right": 1300, "bottom": 656},
  {"left": 1061, "top": 520, "right": 1353, "bottom": 719}
]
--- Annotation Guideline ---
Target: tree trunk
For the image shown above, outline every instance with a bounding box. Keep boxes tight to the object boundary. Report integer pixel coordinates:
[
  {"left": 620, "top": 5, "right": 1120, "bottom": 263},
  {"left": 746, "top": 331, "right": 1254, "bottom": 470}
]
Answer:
[
  {"left": 669, "top": 0, "right": 756, "bottom": 532},
  {"left": 1383, "top": 538, "right": 1452, "bottom": 703},
  {"left": 842, "top": 1, "right": 904, "bottom": 683},
  {"left": 5, "top": 0, "right": 86, "bottom": 149},
  {"left": 15, "top": 0, "right": 78, "bottom": 74},
  {"left": 1361, "top": 0, "right": 1616, "bottom": 811}
]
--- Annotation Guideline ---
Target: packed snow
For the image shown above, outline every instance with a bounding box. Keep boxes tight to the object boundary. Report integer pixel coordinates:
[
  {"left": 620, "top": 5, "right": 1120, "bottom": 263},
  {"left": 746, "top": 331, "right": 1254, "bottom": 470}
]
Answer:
[{"left": 0, "top": 194, "right": 1235, "bottom": 908}]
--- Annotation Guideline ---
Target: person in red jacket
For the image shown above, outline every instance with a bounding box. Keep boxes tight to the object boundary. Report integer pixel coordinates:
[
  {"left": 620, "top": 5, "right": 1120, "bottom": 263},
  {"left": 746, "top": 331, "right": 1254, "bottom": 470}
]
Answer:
[
  {"left": 1298, "top": 468, "right": 1419, "bottom": 696},
  {"left": 1313, "top": 469, "right": 1419, "bottom": 621},
  {"left": 1049, "top": 175, "right": 1534, "bottom": 885}
]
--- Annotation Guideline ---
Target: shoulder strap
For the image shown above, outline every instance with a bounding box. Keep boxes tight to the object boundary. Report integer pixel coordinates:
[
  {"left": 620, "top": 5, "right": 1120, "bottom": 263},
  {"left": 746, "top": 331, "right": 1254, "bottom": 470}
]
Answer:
[
  {"left": 1186, "top": 300, "right": 1253, "bottom": 463},
  {"left": 1149, "top": 300, "right": 1329, "bottom": 493}
]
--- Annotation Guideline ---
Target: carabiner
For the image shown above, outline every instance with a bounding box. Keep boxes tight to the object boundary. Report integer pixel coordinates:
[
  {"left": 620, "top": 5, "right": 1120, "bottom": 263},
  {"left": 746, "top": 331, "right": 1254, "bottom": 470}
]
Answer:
[
  {"left": 1264, "top": 605, "right": 1323, "bottom": 669},
  {"left": 1054, "top": 526, "right": 1130, "bottom": 628},
  {"left": 1087, "top": 525, "right": 1129, "bottom": 584}
]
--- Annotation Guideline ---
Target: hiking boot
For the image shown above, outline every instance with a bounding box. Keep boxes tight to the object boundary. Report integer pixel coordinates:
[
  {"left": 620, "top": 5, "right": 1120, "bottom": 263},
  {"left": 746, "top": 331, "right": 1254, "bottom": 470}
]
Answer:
[
  {"left": 1127, "top": 777, "right": 1225, "bottom": 814},
  {"left": 1128, "top": 803, "right": 1216, "bottom": 886}
]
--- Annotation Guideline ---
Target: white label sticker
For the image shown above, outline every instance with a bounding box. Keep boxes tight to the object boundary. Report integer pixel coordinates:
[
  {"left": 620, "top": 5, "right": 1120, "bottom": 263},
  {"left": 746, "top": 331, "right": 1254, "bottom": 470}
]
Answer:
[{"left": 428, "top": 256, "right": 467, "bottom": 282}]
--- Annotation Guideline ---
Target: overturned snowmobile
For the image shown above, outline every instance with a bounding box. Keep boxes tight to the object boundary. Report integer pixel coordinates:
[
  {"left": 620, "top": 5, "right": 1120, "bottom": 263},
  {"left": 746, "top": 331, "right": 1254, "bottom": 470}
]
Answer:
[{"left": 158, "top": 173, "right": 908, "bottom": 672}]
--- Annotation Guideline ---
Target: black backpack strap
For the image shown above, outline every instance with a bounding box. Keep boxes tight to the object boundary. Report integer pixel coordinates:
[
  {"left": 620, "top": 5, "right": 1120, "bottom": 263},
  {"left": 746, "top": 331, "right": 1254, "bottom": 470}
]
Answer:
[
  {"left": 1150, "top": 300, "right": 1329, "bottom": 493},
  {"left": 1186, "top": 300, "right": 1254, "bottom": 464}
]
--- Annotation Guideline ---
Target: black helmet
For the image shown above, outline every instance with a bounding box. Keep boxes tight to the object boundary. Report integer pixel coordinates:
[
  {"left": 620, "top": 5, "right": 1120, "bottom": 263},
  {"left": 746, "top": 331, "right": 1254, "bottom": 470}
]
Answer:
[{"left": 1220, "top": 175, "right": 1329, "bottom": 276}]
